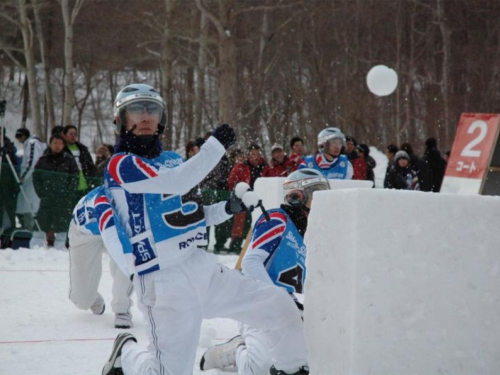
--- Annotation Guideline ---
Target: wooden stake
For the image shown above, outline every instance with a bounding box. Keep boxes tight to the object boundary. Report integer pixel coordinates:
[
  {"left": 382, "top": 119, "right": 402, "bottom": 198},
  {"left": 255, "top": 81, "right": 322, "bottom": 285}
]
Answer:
[{"left": 234, "top": 227, "right": 253, "bottom": 271}]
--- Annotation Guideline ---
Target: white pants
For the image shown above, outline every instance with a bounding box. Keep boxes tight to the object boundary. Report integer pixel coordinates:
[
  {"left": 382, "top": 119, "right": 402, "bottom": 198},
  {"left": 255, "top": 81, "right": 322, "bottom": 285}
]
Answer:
[
  {"left": 121, "top": 248, "right": 307, "bottom": 375},
  {"left": 235, "top": 323, "right": 274, "bottom": 375},
  {"left": 68, "top": 222, "right": 133, "bottom": 314}
]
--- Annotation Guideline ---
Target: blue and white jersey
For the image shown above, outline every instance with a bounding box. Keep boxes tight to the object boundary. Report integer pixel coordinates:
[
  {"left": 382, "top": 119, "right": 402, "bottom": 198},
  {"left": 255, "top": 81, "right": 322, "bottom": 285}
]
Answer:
[
  {"left": 104, "top": 137, "right": 230, "bottom": 276},
  {"left": 299, "top": 152, "right": 353, "bottom": 179},
  {"left": 72, "top": 186, "right": 134, "bottom": 277},
  {"left": 243, "top": 208, "right": 306, "bottom": 294}
]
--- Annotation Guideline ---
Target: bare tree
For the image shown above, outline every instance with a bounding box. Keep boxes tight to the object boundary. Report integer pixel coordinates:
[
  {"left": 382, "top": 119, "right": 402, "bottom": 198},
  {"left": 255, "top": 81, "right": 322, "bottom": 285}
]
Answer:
[
  {"left": 18, "top": 0, "right": 43, "bottom": 136},
  {"left": 33, "top": 0, "right": 55, "bottom": 139},
  {"left": 59, "top": 0, "right": 85, "bottom": 126}
]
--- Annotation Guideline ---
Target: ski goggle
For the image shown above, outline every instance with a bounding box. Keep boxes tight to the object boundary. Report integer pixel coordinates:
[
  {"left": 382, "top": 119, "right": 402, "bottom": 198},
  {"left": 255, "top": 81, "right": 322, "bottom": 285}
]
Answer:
[
  {"left": 125, "top": 101, "right": 162, "bottom": 117},
  {"left": 284, "top": 182, "right": 329, "bottom": 206}
]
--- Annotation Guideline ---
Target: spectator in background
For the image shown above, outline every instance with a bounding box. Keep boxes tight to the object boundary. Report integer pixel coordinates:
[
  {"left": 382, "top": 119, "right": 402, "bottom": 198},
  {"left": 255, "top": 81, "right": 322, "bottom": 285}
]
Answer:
[
  {"left": 62, "top": 125, "right": 98, "bottom": 198},
  {"left": 385, "top": 150, "right": 419, "bottom": 190},
  {"left": 229, "top": 148, "right": 245, "bottom": 165},
  {"left": 300, "top": 127, "right": 353, "bottom": 179},
  {"left": 227, "top": 144, "right": 267, "bottom": 254},
  {"left": 32, "top": 133, "right": 79, "bottom": 249},
  {"left": 422, "top": 137, "right": 447, "bottom": 192},
  {"left": 14, "top": 128, "right": 46, "bottom": 231},
  {"left": 51, "top": 125, "right": 64, "bottom": 136},
  {"left": 0, "top": 127, "right": 20, "bottom": 242},
  {"left": 288, "top": 136, "right": 305, "bottom": 172},
  {"left": 400, "top": 142, "right": 432, "bottom": 191},
  {"left": 357, "top": 143, "right": 376, "bottom": 185},
  {"left": 384, "top": 144, "right": 399, "bottom": 188},
  {"left": 200, "top": 150, "right": 233, "bottom": 254},
  {"left": 345, "top": 136, "right": 367, "bottom": 180},
  {"left": 95, "top": 144, "right": 113, "bottom": 177},
  {"left": 262, "top": 143, "right": 292, "bottom": 177},
  {"left": 185, "top": 140, "right": 200, "bottom": 160}
]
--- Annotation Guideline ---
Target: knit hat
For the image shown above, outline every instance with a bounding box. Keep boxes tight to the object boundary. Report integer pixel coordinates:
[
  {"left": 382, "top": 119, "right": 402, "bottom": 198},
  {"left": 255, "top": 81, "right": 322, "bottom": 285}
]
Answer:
[
  {"left": 394, "top": 150, "right": 410, "bottom": 162},
  {"left": 271, "top": 143, "right": 284, "bottom": 152}
]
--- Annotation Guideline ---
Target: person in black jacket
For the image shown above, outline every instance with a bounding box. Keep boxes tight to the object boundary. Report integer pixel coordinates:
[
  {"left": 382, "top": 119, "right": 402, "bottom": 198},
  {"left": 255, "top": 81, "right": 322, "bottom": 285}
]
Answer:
[
  {"left": 32, "top": 134, "right": 79, "bottom": 249},
  {"left": 0, "top": 128, "right": 20, "bottom": 242},
  {"left": 422, "top": 137, "right": 447, "bottom": 192},
  {"left": 400, "top": 142, "right": 432, "bottom": 191},
  {"left": 62, "top": 125, "right": 98, "bottom": 198},
  {"left": 385, "top": 151, "right": 419, "bottom": 190}
]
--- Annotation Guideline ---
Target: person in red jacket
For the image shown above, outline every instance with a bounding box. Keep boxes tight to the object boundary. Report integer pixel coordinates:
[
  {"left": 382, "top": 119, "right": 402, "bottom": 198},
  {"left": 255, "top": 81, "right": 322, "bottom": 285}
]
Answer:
[
  {"left": 227, "top": 144, "right": 267, "bottom": 253},
  {"left": 345, "top": 136, "right": 367, "bottom": 180},
  {"left": 262, "top": 143, "right": 292, "bottom": 178},
  {"left": 288, "top": 137, "right": 305, "bottom": 172}
]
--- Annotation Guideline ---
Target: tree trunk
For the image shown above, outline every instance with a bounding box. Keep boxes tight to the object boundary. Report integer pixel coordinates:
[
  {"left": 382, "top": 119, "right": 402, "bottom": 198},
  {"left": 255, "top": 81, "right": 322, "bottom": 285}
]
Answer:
[
  {"left": 217, "top": 25, "right": 237, "bottom": 126},
  {"left": 33, "top": 0, "right": 55, "bottom": 139},
  {"left": 160, "top": 0, "right": 174, "bottom": 150},
  {"left": 437, "top": 0, "right": 451, "bottom": 145},
  {"left": 60, "top": 0, "right": 84, "bottom": 126},
  {"left": 194, "top": 10, "right": 208, "bottom": 136},
  {"left": 18, "top": 0, "right": 43, "bottom": 137}
]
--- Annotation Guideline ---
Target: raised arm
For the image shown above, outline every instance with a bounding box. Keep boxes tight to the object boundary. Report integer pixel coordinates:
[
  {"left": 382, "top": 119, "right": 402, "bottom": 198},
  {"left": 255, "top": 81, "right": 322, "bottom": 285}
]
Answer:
[{"left": 107, "top": 137, "right": 225, "bottom": 195}]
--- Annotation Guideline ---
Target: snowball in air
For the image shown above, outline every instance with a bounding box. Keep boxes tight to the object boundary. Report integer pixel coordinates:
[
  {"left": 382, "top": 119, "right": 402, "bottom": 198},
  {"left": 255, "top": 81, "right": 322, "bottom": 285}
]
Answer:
[{"left": 366, "top": 65, "right": 398, "bottom": 97}]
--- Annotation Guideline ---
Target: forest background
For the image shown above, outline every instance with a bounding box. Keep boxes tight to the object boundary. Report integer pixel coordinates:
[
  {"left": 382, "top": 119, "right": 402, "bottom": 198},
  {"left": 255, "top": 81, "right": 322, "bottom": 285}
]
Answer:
[{"left": 1, "top": 0, "right": 500, "bottom": 154}]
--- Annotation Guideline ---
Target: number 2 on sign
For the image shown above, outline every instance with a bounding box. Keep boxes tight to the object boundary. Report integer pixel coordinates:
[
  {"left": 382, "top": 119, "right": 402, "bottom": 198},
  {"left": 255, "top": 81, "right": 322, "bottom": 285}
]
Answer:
[{"left": 461, "top": 120, "right": 488, "bottom": 157}]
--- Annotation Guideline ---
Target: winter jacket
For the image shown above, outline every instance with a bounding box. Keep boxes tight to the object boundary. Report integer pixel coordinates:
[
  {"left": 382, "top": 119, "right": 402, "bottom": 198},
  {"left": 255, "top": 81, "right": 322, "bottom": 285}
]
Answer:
[
  {"left": 33, "top": 149, "right": 79, "bottom": 232},
  {"left": 408, "top": 153, "right": 432, "bottom": 191},
  {"left": 17, "top": 136, "right": 46, "bottom": 214},
  {"left": 422, "top": 148, "right": 447, "bottom": 192},
  {"left": 287, "top": 153, "right": 304, "bottom": 172},
  {"left": 201, "top": 155, "right": 232, "bottom": 191},
  {"left": 366, "top": 155, "right": 376, "bottom": 183},
  {"left": 348, "top": 151, "right": 368, "bottom": 180},
  {"left": 262, "top": 156, "right": 293, "bottom": 177},
  {"left": 0, "top": 135, "right": 20, "bottom": 231},
  {"left": 69, "top": 141, "right": 97, "bottom": 178},
  {"left": 385, "top": 164, "right": 419, "bottom": 190},
  {"left": 228, "top": 158, "right": 267, "bottom": 190}
]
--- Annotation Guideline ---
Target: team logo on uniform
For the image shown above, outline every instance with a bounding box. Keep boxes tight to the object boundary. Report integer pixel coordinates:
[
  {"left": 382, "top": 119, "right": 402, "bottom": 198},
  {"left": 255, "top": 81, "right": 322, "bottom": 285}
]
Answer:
[{"left": 340, "top": 161, "right": 345, "bottom": 167}]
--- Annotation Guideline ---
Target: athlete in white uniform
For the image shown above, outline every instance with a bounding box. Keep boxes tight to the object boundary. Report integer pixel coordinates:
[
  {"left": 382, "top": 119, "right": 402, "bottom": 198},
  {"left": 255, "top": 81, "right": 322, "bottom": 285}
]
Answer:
[
  {"left": 68, "top": 186, "right": 135, "bottom": 328},
  {"left": 200, "top": 169, "right": 329, "bottom": 375},
  {"left": 100, "top": 84, "right": 308, "bottom": 375}
]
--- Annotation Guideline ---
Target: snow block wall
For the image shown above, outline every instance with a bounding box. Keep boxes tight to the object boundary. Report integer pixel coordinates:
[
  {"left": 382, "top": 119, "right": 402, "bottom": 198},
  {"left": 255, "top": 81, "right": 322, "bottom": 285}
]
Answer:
[
  {"left": 252, "top": 177, "right": 373, "bottom": 225},
  {"left": 304, "top": 189, "right": 500, "bottom": 375}
]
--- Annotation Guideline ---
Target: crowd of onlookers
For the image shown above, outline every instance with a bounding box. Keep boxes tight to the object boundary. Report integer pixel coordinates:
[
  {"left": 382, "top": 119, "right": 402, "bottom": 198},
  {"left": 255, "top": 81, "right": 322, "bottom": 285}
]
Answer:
[
  {"left": 0, "top": 125, "right": 112, "bottom": 249},
  {"left": 184, "top": 132, "right": 448, "bottom": 254},
  {"left": 0, "top": 125, "right": 448, "bottom": 252}
]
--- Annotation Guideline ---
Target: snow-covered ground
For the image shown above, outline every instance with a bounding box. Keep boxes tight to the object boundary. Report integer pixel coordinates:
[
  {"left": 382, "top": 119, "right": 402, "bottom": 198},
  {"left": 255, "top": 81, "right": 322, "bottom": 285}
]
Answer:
[{"left": 0, "top": 248, "right": 240, "bottom": 375}]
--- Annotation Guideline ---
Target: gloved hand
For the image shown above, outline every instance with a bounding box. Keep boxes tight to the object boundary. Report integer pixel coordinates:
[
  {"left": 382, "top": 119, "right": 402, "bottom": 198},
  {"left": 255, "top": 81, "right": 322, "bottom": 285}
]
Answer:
[
  {"left": 212, "top": 123, "right": 236, "bottom": 150},
  {"left": 225, "top": 182, "right": 260, "bottom": 214}
]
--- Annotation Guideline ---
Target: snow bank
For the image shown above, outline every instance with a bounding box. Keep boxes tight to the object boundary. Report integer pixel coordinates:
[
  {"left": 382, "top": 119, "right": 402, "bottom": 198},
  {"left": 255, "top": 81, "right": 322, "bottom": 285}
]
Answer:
[{"left": 304, "top": 188, "right": 500, "bottom": 375}]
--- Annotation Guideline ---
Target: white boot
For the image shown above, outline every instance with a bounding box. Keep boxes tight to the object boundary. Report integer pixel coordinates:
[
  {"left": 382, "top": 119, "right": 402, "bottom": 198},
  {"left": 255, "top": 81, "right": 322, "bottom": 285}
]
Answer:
[
  {"left": 114, "top": 313, "right": 133, "bottom": 329},
  {"left": 200, "top": 335, "right": 245, "bottom": 370},
  {"left": 90, "top": 294, "right": 105, "bottom": 315}
]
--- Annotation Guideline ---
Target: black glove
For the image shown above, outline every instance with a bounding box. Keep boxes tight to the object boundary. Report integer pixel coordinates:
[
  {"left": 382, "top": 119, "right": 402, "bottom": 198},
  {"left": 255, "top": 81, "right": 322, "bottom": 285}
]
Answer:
[
  {"left": 212, "top": 123, "right": 236, "bottom": 150},
  {"left": 224, "top": 182, "right": 259, "bottom": 214},
  {"left": 225, "top": 190, "right": 245, "bottom": 215}
]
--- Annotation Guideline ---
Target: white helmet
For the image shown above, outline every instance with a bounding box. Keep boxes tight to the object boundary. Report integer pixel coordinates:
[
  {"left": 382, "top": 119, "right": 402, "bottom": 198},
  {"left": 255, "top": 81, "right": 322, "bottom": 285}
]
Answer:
[
  {"left": 283, "top": 168, "right": 330, "bottom": 208},
  {"left": 317, "top": 127, "right": 345, "bottom": 150},
  {"left": 113, "top": 84, "right": 167, "bottom": 134}
]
